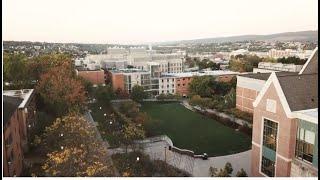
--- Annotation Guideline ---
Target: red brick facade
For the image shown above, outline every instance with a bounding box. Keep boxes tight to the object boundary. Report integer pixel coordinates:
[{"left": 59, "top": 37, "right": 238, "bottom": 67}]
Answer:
[
  {"left": 236, "top": 86, "right": 259, "bottom": 113},
  {"left": 111, "top": 73, "right": 125, "bottom": 91},
  {"left": 251, "top": 83, "right": 297, "bottom": 177},
  {"left": 3, "top": 110, "right": 24, "bottom": 177},
  {"left": 175, "top": 77, "right": 193, "bottom": 96},
  {"left": 77, "top": 70, "right": 105, "bottom": 85}
]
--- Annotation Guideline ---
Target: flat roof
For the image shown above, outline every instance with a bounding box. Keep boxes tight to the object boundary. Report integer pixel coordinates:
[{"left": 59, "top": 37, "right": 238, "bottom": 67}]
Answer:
[
  {"left": 110, "top": 68, "right": 149, "bottom": 74},
  {"left": 162, "top": 70, "right": 239, "bottom": 78},
  {"left": 3, "top": 89, "right": 34, "bottom": 108}
]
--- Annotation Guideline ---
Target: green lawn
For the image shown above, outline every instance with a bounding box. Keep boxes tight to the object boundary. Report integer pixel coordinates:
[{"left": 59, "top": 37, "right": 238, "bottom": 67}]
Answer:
[{"left": 141, "top": 102, "right": 251, "bottom": 156}]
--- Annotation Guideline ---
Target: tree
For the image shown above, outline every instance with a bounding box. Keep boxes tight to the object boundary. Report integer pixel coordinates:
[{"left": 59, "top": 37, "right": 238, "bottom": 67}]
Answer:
[
  {"left": 133, "top": 112, "right": 149, "bottom": 125},
  {"left": 224, "top": 88, "right": 236, "bottom": 108},
  {"left": 94, "top": 85, "right": 115, "bottom": 105},
  {"left": 3, "top": 52, "right": 32, "bottom": 89},
  {"left": 212, "top": 162, "right": 233, "bottom": 177},
  {"left": 224, "top": 162, "right": 233, "bottom": 175},
  {"left": 121, "top": 122, "right": 145, "bottom": 153},
  {"left": 119, "top": 101, "right": 140, "bottom": 118},
  {"left": 209, "top": 166, "right": 218, "bottom": 177},
  {"left": 277, "top": 56, "right": 307, "bottom": 65},
  {"left": 38, "top": 113, "right": 114, "bottom": 176},
  {"left": 216, "top": 168, "right": 230, "bottom": 177},
  {"left": 36, "top": 65, "right": 87, "bottom": 116},
  {"left": 236, "top": 168, "right": 248, "bottom": 177},
  {"left": 131, "top": 85, "right": 147, "bottom": 102},
  {"left": 115, "top": 88, "right": 129, "bottom": 99},
  {"left": 188, "top": 76, "right": 216, "bottom": 97},
  {"left": 28, "top": 53, "right": 73, "bottom": 80}
]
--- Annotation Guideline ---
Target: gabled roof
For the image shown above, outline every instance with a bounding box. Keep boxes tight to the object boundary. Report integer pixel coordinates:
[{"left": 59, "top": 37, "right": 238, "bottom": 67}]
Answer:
[
  {"left": 238, "top": 72, "right": 297, "bottom": 81},
  {"left": 253, "top": 72, "right": 318, "bottom": 123},
  {"left": 299, "top": 47, "right": 318, "bottom": 74},
  {"left": 3, "top": 95, "right": 23, "bottom": 125},
  {"left": 278, "top": 73, "right": 318, "bottom": 111}
]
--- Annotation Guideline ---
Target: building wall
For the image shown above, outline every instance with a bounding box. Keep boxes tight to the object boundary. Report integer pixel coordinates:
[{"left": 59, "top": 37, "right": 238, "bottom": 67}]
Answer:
[
  {"left": 236, "top": 76, "right": 266, "bottom": 113},
  {"left": 176, "top": 77, "right": 193, "bottom": 96},
  {"left": 251, "top": 83, "right": 297, "bottom": 177},
  {"left": 111, "top": 73, "right": 125, "bottom": 91},
  {"left": 77, "top": 70, "right": 105, "bottom": 85},
  {"left": 159, "top": 77, "right": 176, "bottom": 94},
  {"left": 18, "top": 94, "right": 37, "bottom": 152},
  {"left": 3, "top": 111, "right": 24, "bottom": 177}
]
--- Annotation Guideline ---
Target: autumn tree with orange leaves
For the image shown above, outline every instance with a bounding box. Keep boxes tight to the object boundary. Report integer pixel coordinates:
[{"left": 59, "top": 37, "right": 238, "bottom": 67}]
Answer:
[
  {"left": 36, "top": 64, "right": 87, "bottom": 115},
  {"left": 36, "top": 113, "right": 115, "bottom": 176}
]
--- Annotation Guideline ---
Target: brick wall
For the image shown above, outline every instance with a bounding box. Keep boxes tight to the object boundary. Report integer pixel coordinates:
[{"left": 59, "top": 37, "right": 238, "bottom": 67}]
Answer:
[
  {"left": 251, "top": 83, "right": 297, "bottom": 177},
  {"left": 77, "top": 70, "right": 105, "bottom": 85},
  {"left": 111, "top": 73, "right": 125, "bottom": 91},
  {"left": 236, "top": 86, "right": 259, "bottom": 113},
  {"left": 3, "top": 111, "right": 24, "bottom": 177},
  {"left": 176, "top": 77, "right": 193, "bottom": 96}
]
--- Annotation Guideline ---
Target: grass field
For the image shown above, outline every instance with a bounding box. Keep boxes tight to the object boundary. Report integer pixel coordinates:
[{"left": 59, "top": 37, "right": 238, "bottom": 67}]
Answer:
[{"left": 141, "top": 102, "right": 251, "bottom": 156}]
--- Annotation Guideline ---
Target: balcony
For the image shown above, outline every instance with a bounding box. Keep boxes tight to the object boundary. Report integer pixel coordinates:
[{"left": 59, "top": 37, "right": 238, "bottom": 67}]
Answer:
[{"left": 290, "top": 158, "right": 318, "bottom": 177}]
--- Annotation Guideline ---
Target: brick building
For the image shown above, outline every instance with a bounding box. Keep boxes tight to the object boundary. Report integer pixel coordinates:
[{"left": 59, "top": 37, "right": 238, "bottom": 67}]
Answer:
[
  {"left": 3, "top": 89, "right": 37, "bottom": 177},
  {"left": 251, "top": 47, "right": 318, "bottom": 177},
  {"left": 76, "top": 67, "right": 106, "bottom": 86},
  {"left": 236, "top": 72, "right": 296, "bottom": 113}
]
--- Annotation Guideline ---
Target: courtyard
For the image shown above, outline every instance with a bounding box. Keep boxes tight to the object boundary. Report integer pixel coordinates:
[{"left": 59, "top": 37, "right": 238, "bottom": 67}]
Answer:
[{"left": 141, "top": 102, "right": 251, "bottom": 157}]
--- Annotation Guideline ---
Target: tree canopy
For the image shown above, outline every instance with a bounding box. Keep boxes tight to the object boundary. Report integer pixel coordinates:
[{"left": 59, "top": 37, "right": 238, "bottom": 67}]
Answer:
[
  {"left": 37, "top": 113, "right": 114, "bottom": 176},
  {"left": 36, "top": 65, "right": 87, "bottom": 115},
  {"left": 130, "top": 85, "right": 148, "bottom": 102}
]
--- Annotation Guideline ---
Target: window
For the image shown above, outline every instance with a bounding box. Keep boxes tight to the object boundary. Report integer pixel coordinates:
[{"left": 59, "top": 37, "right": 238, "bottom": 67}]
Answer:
[
  {"left": 183, "top": 78, "right": 185, "bottom": 80},
  {"left": 295, "top": 128, "right": 315, "bottom": 163},
  {"left": 178, "top": 84, "right": 180, "bottom": 87},
  {"left": 167, "top": 85, "right": 169, "bottom": 88},
  {"left": 183, "top": 84, "right": 185, "bottom": 86},
  {"left": 266, "top": 99, "right": 276, "bottom": 113},
  {"left": 261, "top": 156, "right": 275, "bottom": 177},
  {"left": 263, "top": 119, "right": 278, "bottom": 151},
  {"left": 167, "top": 79, "right": 169, "bottom": 82}
]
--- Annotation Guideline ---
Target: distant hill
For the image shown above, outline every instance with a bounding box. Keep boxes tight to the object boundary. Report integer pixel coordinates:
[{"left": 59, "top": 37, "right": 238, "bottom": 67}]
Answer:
[{"left": 156, "top": 30, "right": 318, "bottom": 45}]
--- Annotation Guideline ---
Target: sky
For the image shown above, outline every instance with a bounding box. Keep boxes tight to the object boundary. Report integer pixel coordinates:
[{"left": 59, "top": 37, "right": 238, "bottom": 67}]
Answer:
[{"left": 3, "top": 0, "right": 318, "bottom": 44}]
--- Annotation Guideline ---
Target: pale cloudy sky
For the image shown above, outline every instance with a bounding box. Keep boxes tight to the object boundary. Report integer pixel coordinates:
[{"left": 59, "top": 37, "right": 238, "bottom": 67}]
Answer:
[{"left": 3, "top": 0, "right": 318, "bottom": 44}]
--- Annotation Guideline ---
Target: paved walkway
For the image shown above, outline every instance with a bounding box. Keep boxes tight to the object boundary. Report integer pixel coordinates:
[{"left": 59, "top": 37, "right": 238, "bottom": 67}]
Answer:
[{"left": 108, "top": 137, "right": 251, "bottom": 177}]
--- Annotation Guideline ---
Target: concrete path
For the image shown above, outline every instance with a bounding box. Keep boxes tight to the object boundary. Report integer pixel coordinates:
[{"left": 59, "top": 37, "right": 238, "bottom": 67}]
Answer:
[{"left": 108, "top": 137, "right": 251, "bottom": 177}]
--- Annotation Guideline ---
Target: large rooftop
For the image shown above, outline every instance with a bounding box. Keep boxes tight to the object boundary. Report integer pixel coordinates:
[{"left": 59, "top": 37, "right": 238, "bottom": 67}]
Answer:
[
  {"left": 162, "top": 70, "right": 240, "bottom": 78},
  {"left": 3, "top": 95, "right": 23, "bottom": 125},
  {"left": 277, "top": 73, "right": 318, "bottom": 111},
  {"left": 3, "top": 89, "right": 34, "bottom": 108},
  {"left": 238, "top": 71, "right": 298, "bottom": 81}
]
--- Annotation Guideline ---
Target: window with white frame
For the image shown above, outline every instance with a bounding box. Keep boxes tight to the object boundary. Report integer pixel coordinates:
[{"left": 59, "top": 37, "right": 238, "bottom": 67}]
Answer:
[
  {"left": 295, "top": 128, "right": 315, "bottom": 163},
  {"left": 266, "top": 99, "right": 276, "bottom": 113}
]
